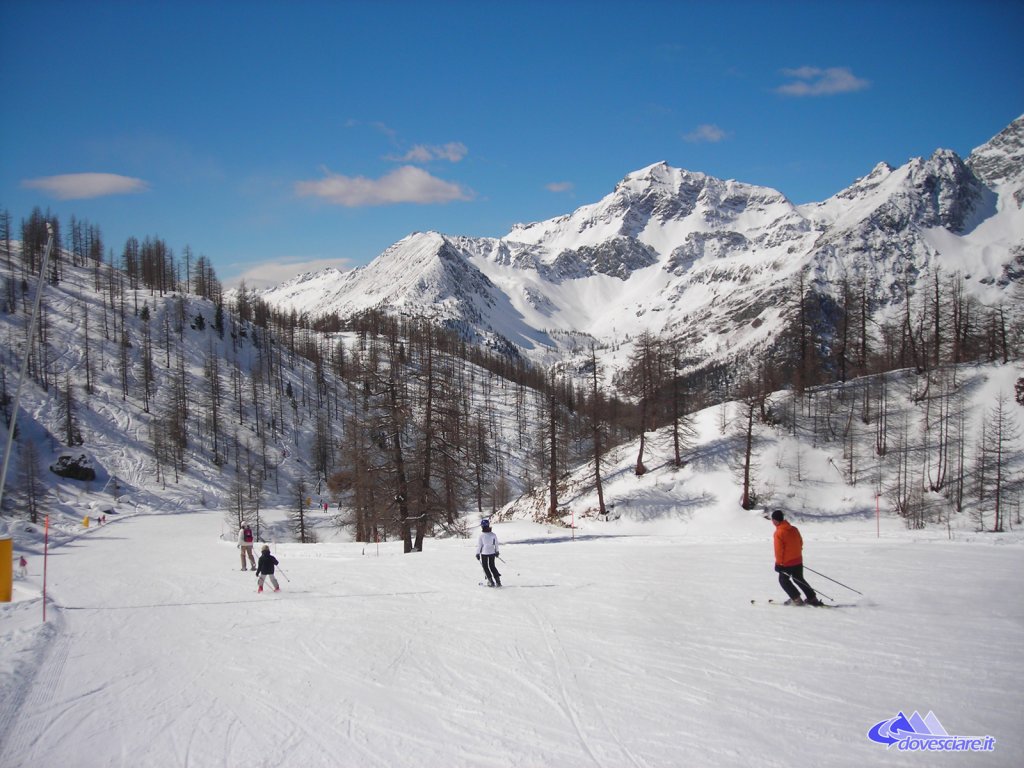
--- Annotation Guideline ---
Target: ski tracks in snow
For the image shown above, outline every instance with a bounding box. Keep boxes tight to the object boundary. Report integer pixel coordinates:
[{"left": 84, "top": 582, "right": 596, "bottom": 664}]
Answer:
[
  {"left": 0, "top": 617, "right": 71, "bottom": 768},
  {"left": 524, "top": 601, "right": 648, "bottom": 768},
  {"left": 276, "top": 632, "right": 407, "bottom": 768}
]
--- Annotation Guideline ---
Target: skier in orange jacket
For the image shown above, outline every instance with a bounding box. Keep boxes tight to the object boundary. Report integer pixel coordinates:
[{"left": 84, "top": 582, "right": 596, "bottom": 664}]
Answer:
[{"left": 771, "top": 510, "right": 821, "bottom": 605}]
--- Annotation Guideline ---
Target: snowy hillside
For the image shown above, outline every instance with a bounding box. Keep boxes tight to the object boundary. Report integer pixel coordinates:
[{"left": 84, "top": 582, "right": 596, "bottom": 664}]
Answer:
[
  {"left": 2, "top": 360, "right": 1022, "bottom": 766},
  {"left": 0, "top": 249, "right": 566, "bottom": 545},
  {"left": 255, "top": 117, "right": 1024, "bottom": 380},
  {"left": 504, "top": 362, "right": 1024, "bottom": 538}
]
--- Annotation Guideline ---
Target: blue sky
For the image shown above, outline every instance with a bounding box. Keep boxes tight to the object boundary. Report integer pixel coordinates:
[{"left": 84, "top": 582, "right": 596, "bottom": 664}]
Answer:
[{"left": 2, "top": 0, "right": 1021, "bottom": 288}]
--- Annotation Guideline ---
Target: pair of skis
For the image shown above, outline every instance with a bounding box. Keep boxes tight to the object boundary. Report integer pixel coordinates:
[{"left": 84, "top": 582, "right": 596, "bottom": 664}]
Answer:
[{"left": 751, "top": 598, "right": 850, "bottom": 608}]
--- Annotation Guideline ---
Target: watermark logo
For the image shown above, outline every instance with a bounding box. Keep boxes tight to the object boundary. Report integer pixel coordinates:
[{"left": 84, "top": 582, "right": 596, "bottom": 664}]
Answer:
[{"left": 867, "top": 711, "right": 995, "bottom": 753}]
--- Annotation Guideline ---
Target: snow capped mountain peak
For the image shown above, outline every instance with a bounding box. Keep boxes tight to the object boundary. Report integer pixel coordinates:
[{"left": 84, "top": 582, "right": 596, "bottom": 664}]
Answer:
[
  {"left": 276, "top": 263, "right": 348, "bottom": 290},
  {"left": 968, "top": 114, "right": 1024, "bottom": 192},
  {"left": 615, "top": 160, "right": 703, "bottom": 194},
  {"left": 833, "top": 161, "right": 894, "bottom": 200},
  {"left": 257, "top": 117, "right": 1022, "bottom": 379},
  {"left": 807, "top": 145, "right": 986, "bottom": 234},
  {"left": 610, "top": 161, "right": 793, "bottom": 217},
  {"left": 505, "top": 161, "right": 795, "bottom": 259}
]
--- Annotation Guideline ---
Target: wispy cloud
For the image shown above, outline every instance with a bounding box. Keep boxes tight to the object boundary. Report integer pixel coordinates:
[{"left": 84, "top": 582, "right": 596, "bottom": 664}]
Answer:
[
  {"left": 545, "top": 181, "right": 574, "bottom": 193},
  {"left": 21, "top": 172, "right": 149, "bottom": 200},
  {"left": 683, "top": 124, "right": 728, "bottom": 143},
  {"left": 775, "top": 66, "right": 870, "bottom": 97},
  {"left": 345, "top": 120, "right": 469, "bottom": 165},
  {"left": 386, "top": 142, "right": 468, "bottom": 164},
  {"left": 295, "top": 165, "right": 473, "bottom": 207},
  {"left": 227, "top": 257, "right": 353, "bottom": 290},
  {"left": 344, "top": 119, "right": 399, "bottom": 142}
]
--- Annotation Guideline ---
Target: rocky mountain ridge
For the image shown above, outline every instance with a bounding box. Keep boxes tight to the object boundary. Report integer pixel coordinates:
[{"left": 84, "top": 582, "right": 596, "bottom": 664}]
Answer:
[{"left": 258, "top": 116, "right": 1023, "bottom": 379}]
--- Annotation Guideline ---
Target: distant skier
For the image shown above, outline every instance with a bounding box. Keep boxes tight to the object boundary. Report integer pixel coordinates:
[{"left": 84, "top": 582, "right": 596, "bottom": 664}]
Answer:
[
  {"left": 255, "top": 545, "right": 280, "bottom": 593},
  {"left": 475, "top": 519, "right": 502, "bottom": 587},
  {"left": 18, "top": 555, "right": 28, "bottom": 578},
  {"left": 770, "top": 510, "right": 820, "bottom": 605},
  {"left": 237, "top": 524, "right": 257, "bottom": 571}
]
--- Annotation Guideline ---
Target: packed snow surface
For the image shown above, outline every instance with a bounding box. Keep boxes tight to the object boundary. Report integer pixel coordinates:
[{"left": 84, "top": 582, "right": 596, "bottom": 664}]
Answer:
[{"left": 2, "top": 508, "right": 1021, "bottom": 767}]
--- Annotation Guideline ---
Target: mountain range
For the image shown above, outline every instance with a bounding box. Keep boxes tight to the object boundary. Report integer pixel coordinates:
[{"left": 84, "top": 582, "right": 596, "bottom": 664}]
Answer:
[{"left": 257, "top": 115, "right": 1024, "bottom": 378}]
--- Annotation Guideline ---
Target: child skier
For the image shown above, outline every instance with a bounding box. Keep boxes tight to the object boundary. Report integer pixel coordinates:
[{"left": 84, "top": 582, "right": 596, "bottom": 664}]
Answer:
[
  {"left": 18, "top": 555, "right": 27, "bottom": 578},
  {"left": 475, "top": 519, "right": 501, "bottom": 587},
  {"left": 255, "top": 545, "right": 280, "bottom": 593}
]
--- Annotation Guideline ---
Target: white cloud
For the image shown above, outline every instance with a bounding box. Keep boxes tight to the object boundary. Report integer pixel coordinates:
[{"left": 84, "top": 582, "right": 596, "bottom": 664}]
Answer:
[
  {"left": 683, "top": 124, "right": 728, "bottom": 143},
  {"left": 433, "top": 142, "right": 468, "bottom": 162},
  {"left": 391, "top": 146, "right": 435, "bottom": 163},
  {"left": 545, "top": 181, "right": 574, "bottom": 193},
  {"left": 775, "top": 66, "right": 870, "bottom": 97},
  {"left": 295, "top": 165, "right": 473, "bottom": 207},
  {"left": 386, "top": 142, "right": 468, "bottom": 164},
  {"left": 21, "top": 172, "right": 149, "bottom": 200}
]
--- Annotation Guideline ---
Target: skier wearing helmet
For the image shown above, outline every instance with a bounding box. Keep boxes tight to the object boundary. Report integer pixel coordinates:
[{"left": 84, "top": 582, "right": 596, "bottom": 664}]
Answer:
[
  {"left": 475, "top": 519, "right": 501, "bottom": 587},
  {"left": 255, "top": 545, "right": 280, "bottom": 593}
]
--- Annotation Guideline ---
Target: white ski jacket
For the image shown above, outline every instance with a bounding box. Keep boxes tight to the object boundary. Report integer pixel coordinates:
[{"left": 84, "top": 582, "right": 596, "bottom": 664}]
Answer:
[{"left": 476, "top": 531, "right": 499, "bottom": 556}]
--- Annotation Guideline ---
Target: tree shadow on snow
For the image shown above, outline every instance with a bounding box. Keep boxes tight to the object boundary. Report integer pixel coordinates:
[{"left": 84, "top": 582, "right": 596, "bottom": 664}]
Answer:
[{"left": 505, "top": 533, "right": 640, "bottom": 545}]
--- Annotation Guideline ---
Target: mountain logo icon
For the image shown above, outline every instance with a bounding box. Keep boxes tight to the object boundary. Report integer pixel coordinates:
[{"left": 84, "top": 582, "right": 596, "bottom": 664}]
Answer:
[
  {"left": 867, "top": 711, "right": 996, "bottom": 752},
  {"left": 868, "top": 710, "right": 947, "bottom": 745}
]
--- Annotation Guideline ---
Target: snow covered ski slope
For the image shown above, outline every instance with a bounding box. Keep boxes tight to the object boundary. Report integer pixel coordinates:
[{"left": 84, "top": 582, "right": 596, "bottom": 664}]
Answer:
[{"left": 2, "top": 509, "right": 1022, "bottom": 767}]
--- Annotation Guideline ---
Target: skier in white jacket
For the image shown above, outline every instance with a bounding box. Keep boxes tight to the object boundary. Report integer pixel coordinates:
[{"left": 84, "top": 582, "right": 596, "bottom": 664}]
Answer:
[{"left": 475, "top": 519, "right": 501, "bottom": 587}]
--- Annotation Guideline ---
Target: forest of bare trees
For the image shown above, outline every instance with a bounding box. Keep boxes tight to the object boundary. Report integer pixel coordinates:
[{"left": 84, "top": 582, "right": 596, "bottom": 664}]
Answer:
[{"left": 0, "top": 205, "right": 1021, "bottom": 545}]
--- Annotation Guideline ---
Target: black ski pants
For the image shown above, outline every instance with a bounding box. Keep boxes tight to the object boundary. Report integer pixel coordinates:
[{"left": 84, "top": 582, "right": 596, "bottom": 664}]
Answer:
[
  {"left": 480, "top": 554, "right": 501, "bottom": 585},
  {"left": 776, "top": 564, "right": 817, "bottom": 602}
]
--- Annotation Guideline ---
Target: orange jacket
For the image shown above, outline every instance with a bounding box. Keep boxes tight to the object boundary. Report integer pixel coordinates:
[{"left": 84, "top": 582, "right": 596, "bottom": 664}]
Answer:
[{"left": 774, "top": 521, "right": 803, "bottom": 567}]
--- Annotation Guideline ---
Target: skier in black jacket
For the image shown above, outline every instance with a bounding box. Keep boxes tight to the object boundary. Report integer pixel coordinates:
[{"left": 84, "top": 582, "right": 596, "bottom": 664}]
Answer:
[{"left": 256, "top": 545, "right": 280, "bottom": 593}]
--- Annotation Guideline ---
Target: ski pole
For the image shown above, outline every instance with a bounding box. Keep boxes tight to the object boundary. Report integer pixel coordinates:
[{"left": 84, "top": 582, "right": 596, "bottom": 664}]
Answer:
[
  {"left": 803, "top": 567, "right": 862, "bottom": 595},
  {"left": 783, "top": 571, "right": 833, "bottom": 602},
  {"left": 496, "top": 555, "right": 519, "bottom": 577},
  {"left": 276, "top": 567, "right": 291, "bottom": 583},
  {"left": 809, "top": 585, "right": 834, "bottom": 602}
]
